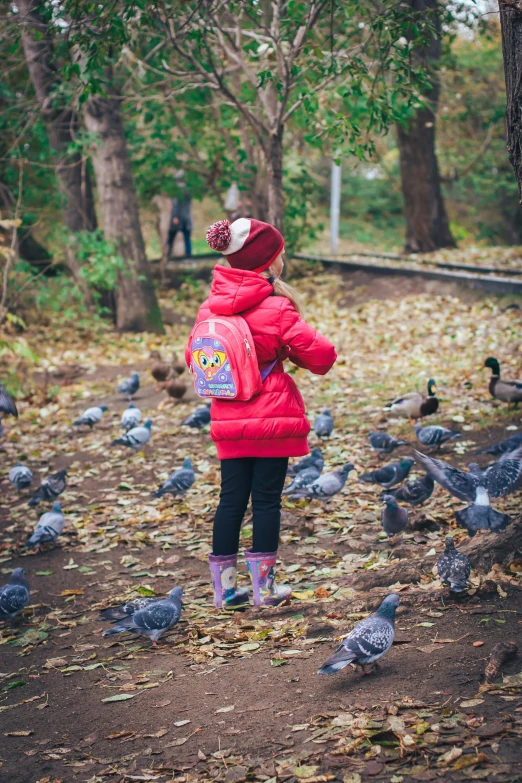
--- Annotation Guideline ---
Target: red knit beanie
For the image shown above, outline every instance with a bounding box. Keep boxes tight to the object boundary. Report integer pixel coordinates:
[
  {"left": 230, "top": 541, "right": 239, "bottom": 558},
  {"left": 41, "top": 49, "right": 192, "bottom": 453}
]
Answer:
[{"left": 206, "top": 218, "right": 284, "bottom": 273}]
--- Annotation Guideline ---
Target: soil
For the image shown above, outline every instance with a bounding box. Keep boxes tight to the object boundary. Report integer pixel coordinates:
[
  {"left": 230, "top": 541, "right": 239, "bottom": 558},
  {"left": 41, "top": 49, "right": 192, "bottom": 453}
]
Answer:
[{"left": 1, "top": 272, "right": 522, "bottom": 783}]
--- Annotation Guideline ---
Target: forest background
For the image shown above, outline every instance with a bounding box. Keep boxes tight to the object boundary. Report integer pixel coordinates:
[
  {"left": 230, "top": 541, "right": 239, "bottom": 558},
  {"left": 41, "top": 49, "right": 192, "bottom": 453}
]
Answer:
[{"left": 0, "top": 1, "right": 518, "bottom": 373}]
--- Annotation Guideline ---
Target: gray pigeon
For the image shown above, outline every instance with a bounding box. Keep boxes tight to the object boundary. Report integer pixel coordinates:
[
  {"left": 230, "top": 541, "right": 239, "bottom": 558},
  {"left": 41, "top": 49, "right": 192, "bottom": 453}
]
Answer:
[
  {"left": 477, "top": 431, "right": 522, "bottom": 457},
  {"left": 0, "top": 568, "right": 30, "bottom": 621},
  {"left": 28, "top": 469, "right": 67, "bottom": 507},
  {"left": 381, "top": 495, "right": 409, "bottom": 537},
  {"left": 303, "top": 463, "right": 354, "bottom": 499},
  {"left": 73, "top": 405, "right": 108, "bottom": 429},
  {"left": 26, "top": 501, "right": 65, "bottom": 548},
  {"left": 99, "top": 596, "right": 157, "bottom": 622},
  {"left": 287, "top": 448, "right": 324, "bottom": 477},
  {"left": 368, "top": 431, "right": 407, "bottom": 455},
  {"left": 111, "top": 419, "right": 152, "bottom": 449},
  {"left": 413, "top": 448, "right": 522, "bottom": 503},
  {"left": 102, "top": 587, "right": 183, "bottom": 646},
  {"left": 182, "top": 402, "right": 211, "bottom": 429},
  {"left": 414, "top": 448, "right": 521, "bottom": 536},
  {"left": 9, "top": 463, "right": 33, "bottom": 490},
  {"left": 116, "top": 372, "right": 140, "bottom": 399},
  {"left": 387, "top": 474, "right": 434, "bottom": 506},
  {"left": 318, "top": 594, "right": 400, "bottom": 675},
  {"left": 414, "top": 424, "right": 461, "bottom": 449},
  {"left": 455, "top": 502, "right": 510, "bottom": 538},
  {"left": 360, "top": 457, "right": 415, "bottom": 489},
  {"left": 0, "top": 384, "right": 18, "bottom": 417},
  {"left": 283, "top": 466, "right": 321, "bottom": 496},
  {"left": 437, "top": 536, "right": 470, "bottom": 592},
  {"left": 121, "top": 402, "right": 142, "bottom": 431},
  {"left": 153, "top": 458, "right": 195, "bottom": 498},
  {"left": 314, "top": 410, "right": 334, "bottom": 438}
]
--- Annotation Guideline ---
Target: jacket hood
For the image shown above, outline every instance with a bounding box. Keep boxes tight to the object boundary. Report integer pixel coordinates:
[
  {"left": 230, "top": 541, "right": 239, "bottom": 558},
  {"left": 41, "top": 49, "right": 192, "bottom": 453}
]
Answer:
[{"left": 208, "top": 265, "right": 273, "bottom": 315}]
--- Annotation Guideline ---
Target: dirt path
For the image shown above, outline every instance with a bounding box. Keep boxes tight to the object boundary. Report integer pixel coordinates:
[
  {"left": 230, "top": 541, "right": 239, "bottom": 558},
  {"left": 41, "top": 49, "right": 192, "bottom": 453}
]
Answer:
[{"left": 1, "top": 272, "right": 522, "bottom": 782}]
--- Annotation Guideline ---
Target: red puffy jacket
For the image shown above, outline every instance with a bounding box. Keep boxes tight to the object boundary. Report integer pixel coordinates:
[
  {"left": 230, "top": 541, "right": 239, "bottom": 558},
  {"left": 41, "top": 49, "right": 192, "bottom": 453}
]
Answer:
[{"left": 185, "top": 265, "right": 337, "bottom": 459}]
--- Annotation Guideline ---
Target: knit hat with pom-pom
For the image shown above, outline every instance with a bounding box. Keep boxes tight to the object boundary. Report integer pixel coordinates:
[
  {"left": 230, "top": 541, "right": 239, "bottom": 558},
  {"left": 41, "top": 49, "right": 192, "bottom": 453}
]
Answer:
[{"left": 206, "top": 218, "right": 284, "bottom": 273}]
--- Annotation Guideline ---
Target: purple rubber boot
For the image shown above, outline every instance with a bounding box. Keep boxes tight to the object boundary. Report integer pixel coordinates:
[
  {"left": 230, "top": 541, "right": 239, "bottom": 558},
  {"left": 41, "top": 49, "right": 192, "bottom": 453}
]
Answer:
[
  {"left": 208, "top": 553, "right": 249, "bottom": 608},
  {"left": 245, "top": 550, "right": 291, "bottom": 607}
]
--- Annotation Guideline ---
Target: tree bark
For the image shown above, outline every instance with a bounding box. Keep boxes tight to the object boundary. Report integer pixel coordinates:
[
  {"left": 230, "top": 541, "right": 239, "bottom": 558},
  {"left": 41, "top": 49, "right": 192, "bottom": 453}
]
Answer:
[
  {"left": 396, "top": 0, "right": 454, "bottom": 253},
  {"left": 265, "top": 130, "right": 285, "bottom": 233},
  {"left": 498, "top": 0, "right": 522, "bottom": 205},
  {"left": 84, "top": 92, "right": 164, "bottom": 334},
  {"left": 17, "top": 0, "right": 97, "bottom": 287}
]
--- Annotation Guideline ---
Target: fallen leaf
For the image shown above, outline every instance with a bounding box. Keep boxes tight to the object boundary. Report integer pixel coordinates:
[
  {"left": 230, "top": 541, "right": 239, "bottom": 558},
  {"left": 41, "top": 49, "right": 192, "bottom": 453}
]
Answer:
[
  {"left": 101, "top": 693, "right": 135, "bottom": 703},
  {"left": 106, "top": 730, "right": 135, "bottom": 739},
  {"left": 438, "top": 747, "right": 463, "bottom": 766},
  {"left": 473, "top": 641, "right": 484, "bottom": 647},
  {"left": 5, "top": 730, "right": 33, "bottom": 736},
  {"left": 215, "top": 705, "right": 235, "bottom": 713},
  {"left": 460, "top": 699, "right": 484, "bottom": 708},
  {"left": 238, "top": 643, "right": 259, "bottom": 652}
]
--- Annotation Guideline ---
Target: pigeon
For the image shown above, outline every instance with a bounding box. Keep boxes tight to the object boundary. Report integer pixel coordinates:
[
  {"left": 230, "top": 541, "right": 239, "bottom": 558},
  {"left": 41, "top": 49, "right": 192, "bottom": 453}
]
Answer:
[
  {"left": 99, "top": 596, "right": 157, "bottom": 622},
  {"left": 282, "top": 466, "right": 321, "bottom": 496},
  {"left": 287, "top": 448, "right": 324, "bottom": 477},
  {"left": 314, "top": 410, "right": 334, "bottom": 438},
  {"left": 28, "top": 469, "right": 67, "bottom": 507},
  {"left": 386, "top": 474, "right": 434, "bottom": 506},
  {"left": 455, "top": 502, "right": 510, "bottom": 537},
  {"left": 0, "top": 568, "right": 30, "bottom": 621},
  {"left": 73, "top": 404, "right": 108, "bottom": 429},
  {"left": 437, "top": 536, "right": 470, "bottom": 592},
  {"left": 413, "top": 448, "right": 522, "bottom": 503},
  {"left": 0, "top": 384, "right": 18, "bottom": 417},
  {"left": 153, "top": 458, "right": 195, "bottom": 498},
  {"left": 111, "top": 419, "right": 152, "bottom": 449},
  {"left": 182, "top": 402, "right": 211, "bottom": 429},
  {"left": 414, "top": 448, "right": 522, "bottom": 536},
  {"left": 360, "top": 457, "right": 415, "bottom": 489},
  {"left": 414, "top": 424, "right": 461, "bottom": 449},
  {"left": 26, "top": 501, "right": 65, "bottom": 548},
  {"left": 121, "top": 403, "right": 142, "bottom": 431},
  {"left": 9, "top": 463, "right": 33, "bottom": 490},
  {"left": 318, "top": 594, "right": 400, "bottom": 675},
  {"left": 368, "top": 431, "right": 407, "bottom": 456},
  {"left": 381, "top": 495, "right": 409, "bottom": 537},
  {"left": 102, "top": 586, "right": 183, "bottom": 646},
  {"left": 116, "top": 372, "right": 140, "bottom": 399},
  {"left": 477, "top": 431, "right": 522, "bottom": 456},
  {"left": 302, "top": 463, "right": 354, "bottom": 499}
]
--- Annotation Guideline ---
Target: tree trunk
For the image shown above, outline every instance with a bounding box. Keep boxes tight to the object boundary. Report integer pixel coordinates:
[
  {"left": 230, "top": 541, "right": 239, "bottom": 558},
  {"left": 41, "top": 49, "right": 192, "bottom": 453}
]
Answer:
[
  {"left": 17, "top": 0, "right": 97, "bottom": 288},
  {"left": 397, "top": 0, "right": 454, "bottom": 253},
  {"left": 265, "top": 130, "right": 285, "bottom": 233},
  {"left": 84, "top": 93, "right": 164, "bottom": 334},
  {"left": 498, "top": 0, "right": 522, "bottom": 204}
]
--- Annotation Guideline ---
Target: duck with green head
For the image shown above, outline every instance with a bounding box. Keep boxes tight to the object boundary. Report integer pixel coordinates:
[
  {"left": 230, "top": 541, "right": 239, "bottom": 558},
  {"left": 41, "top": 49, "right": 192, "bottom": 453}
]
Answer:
[
  {"left": 484, "top": 358, "right": 522, "bottom": 406},
  {"left": 385, "top": 378, "right": 438, "bottom": 424}
]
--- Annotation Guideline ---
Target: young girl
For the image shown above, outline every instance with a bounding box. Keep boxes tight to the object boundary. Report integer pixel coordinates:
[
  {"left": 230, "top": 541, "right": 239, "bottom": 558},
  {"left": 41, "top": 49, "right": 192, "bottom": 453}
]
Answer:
[{"left": 186, "top": 218, "right": 337, "bottom": 607}]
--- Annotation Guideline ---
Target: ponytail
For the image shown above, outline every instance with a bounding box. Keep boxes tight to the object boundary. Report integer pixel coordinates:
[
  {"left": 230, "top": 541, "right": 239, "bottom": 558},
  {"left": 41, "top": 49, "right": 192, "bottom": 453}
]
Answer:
[{"left": 261, "top": 264, "right": 305, "bottom": 318}]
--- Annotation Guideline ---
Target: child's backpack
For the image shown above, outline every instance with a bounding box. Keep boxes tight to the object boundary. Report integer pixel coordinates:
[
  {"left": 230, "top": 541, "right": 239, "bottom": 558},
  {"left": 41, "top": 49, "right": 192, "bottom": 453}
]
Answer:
[{"left": 189, "top": 315, "right": 277, "bottom": 401}]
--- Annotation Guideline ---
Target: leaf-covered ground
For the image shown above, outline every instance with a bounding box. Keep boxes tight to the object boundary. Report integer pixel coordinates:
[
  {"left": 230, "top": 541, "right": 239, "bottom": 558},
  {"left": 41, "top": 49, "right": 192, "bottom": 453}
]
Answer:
[{"left": 1, "top": 269, "right": 522, "bottom": 783}]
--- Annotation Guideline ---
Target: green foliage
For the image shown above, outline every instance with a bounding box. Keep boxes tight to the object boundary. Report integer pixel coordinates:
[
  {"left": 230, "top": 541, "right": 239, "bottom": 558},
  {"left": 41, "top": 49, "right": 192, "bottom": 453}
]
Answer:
[{"left": 73, "top": 231, "right": 125, "bottom": 291}]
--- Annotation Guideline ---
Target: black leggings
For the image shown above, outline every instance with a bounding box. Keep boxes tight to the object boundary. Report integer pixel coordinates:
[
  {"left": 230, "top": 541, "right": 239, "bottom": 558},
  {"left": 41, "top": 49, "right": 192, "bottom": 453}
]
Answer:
[{"left": 212, "top": 457, "right": 289, "bottom": 556}]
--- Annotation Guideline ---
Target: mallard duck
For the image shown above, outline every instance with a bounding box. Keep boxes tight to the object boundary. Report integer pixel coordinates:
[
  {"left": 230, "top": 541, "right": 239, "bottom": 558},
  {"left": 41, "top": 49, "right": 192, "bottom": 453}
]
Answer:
[
  {"left": 164, "top": 376, "right": 187, "bottom": 402},
  {"left": 484, "top": 357, "right": 522, "bottom": 406},
  {"left": 385, "top": 379, "right": 438, "bottom": 423}
]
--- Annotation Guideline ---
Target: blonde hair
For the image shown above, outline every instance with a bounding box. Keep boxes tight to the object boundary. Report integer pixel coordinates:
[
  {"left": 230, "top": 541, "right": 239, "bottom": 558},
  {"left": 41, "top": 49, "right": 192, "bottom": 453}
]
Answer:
[{"left": 261, "top": 264, "right": 305, "bottom": 317}]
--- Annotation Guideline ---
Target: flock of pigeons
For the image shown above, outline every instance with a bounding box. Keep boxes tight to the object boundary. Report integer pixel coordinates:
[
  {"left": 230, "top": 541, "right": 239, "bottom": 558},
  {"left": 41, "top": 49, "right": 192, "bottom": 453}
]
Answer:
[{"left": 0, "top": 353, "right": 521, "bottom": 677}]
